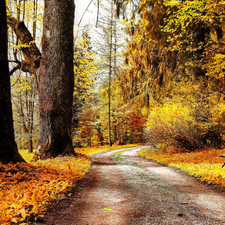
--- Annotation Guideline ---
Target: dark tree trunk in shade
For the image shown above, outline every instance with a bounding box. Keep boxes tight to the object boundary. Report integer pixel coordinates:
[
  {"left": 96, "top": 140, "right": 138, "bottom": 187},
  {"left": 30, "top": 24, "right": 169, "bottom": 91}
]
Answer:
[
  {"left": 0, "top": 1, "right": 25, "bottom": 164},
  {"left": 35, "top": 0, "right": 76, "bottom": 159}
]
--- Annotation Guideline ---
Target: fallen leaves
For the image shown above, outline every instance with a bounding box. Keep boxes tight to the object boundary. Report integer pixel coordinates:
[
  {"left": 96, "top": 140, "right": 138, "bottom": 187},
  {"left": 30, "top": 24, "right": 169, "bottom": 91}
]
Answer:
[
  {"left": 139, "top": 148, "right": 225, "bottom": 188},
  {"left": 0, "top": 154, "right": 92, "bottom": 224},
  {"left": 104, "top": 207, "right": 112, "bottom": 211},
  {"left": 0, "top": 144, "right": 141, "bottom": 224}
]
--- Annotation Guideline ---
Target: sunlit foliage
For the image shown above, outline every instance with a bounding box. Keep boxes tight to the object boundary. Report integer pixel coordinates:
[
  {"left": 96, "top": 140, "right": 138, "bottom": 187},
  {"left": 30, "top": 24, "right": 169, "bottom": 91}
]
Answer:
[
  {"left": 163, "top": 0, "right": 225, "bottom": 79},
  {"left": 139, "top": 148, "right": 225, "bottom": 187},
  {"left": 7, "top": 0, "right": 44, "bottom": 152},
  {"left": 145, "top": 81, "right": 225, "bottom": 151},
  {"left": 0, "top": 154, "right": 91, "bottom": 224},
  {"left": 75, "top": 143, "right": 141, "bottom": 156},
  {"left": 74, "top": 31, "right": 98, "bottom": 94}
]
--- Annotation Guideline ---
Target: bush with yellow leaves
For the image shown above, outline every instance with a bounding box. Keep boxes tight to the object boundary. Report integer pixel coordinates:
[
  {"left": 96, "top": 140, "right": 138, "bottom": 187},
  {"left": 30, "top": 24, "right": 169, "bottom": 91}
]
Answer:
[{"left": 145, "top": 81, "right": 225, "bottom": 152}]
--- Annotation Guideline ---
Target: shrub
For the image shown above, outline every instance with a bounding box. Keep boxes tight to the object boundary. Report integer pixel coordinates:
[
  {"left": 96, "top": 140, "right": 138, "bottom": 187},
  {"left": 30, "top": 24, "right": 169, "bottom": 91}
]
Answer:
[{"left": 144, "top": 82, "right": 225, "bottom": 152}]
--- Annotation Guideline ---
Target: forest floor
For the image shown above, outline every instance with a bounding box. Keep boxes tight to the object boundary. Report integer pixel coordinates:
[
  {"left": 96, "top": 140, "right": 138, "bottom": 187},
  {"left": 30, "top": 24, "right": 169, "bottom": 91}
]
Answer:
[{"left": 35, "top": 146, "right": 225, "bottom": 225}]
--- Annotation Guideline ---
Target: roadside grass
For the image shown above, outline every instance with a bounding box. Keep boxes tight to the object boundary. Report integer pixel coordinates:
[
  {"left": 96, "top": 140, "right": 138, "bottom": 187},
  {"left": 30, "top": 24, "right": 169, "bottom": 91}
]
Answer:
[
  {"left": 75, "top": 143, "right": 140, "bottom": 156},
  {"left": 139, "top": 148, "right": 225, "bottom": 188},
  {"left": 19, "top": 143, "right": 140, "bottom": 162},
  {"left": 113, "top": 155, "right": 121, "bottom": 161},
  {"left": 133, "top": 163, "right": 145, "bottom": 169},
  {"left": 112, "top": 149, "right": 128, "bottom": 155},
  {"left": 111, "top": 149, "right": 129, "bottom": 161}
]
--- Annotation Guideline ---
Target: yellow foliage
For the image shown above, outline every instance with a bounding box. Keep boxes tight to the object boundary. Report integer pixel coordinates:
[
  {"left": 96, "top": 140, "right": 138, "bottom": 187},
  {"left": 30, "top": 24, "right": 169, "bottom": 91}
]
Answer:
[
  {"left": 75, "top": 144, "right": 141, "bottom": 156},
  {"left": 139, "top": 148, "right": 225, "bottom": 187},
  {"left": 0, "top": 145, "right": 142, "bottom": 224},
  {"left": 19, "top": 150, "right": 34, "bottom": 162},
  {"left": 145, "top": 80, "right": 225, "bottom": 151},
  {"left": 0, "top": 155, "right": 91, "bottom": 224},
  {"left": 74, "top": 36, "right": 99, "bottom": 94}
]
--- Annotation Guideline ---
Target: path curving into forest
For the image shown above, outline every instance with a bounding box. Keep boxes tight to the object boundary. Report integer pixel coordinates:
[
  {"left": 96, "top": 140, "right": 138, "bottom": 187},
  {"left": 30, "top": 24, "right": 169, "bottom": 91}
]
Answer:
[{"left": 36, "top": 146, "right": 225, "bottom": 225}]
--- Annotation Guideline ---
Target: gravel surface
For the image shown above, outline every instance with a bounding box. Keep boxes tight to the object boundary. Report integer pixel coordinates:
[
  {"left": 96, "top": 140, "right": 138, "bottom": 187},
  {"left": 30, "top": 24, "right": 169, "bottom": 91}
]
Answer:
[
  {"left": 35, "top": 146, "right": 225, "bottom": 225},
  {"left": 112, "top": 147, "right": 225, "bottom": 224}
]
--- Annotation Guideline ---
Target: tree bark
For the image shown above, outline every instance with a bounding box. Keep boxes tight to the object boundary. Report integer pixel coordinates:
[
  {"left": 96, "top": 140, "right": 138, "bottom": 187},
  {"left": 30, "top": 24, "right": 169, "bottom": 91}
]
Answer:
[
  {"left": 0, "top": 1, "right": 25, "bottom": 164},
  {"left": 35, "top": 0, "right": 75, "bottom": 159}
]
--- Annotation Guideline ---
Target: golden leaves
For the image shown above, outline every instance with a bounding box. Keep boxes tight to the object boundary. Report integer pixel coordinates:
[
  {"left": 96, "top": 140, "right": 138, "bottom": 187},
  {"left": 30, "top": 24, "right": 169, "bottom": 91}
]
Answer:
[
  {"left": 75, "top": 144, "right": 140, "bottom": 156},
  {"left": 0, "top": 155, "right": 91, "bottom": 224},
  {"left": 74, "top": 36, "right": 98, "bottom": 93},
  {"left": 139, "top": 147, "right": 225, "bottom": 187}
]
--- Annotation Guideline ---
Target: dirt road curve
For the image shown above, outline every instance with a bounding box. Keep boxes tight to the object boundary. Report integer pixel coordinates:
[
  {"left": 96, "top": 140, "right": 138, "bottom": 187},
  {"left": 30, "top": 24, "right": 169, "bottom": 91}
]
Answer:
[{"left": 36, "top": 146, "right": 225, "bottom": 225}]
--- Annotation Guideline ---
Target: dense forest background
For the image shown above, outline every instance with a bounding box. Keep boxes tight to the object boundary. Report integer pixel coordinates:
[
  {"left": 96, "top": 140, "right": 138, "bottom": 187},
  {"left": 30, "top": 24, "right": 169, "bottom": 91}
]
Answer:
[
  {"left": 2, "top": 1, "right": 225, "bottom": 223},
  {"left": 7, "top": 0, "right": 225, "bottom": 153}
]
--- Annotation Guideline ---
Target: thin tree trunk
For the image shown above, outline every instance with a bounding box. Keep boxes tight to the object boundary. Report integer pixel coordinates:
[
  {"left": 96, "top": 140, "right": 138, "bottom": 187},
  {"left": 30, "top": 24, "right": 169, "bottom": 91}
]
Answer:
[
  {"left": 28, "top": 134, "right": 33, "bottom": 153},
  {"left": 22, "top": 0, "right": 25, "bottom": 21},
  {"left": 35, "top": 0, "right": 75, "bottom": 159},
  {"left": 108, "top": 2, "right": 113, "bottom": 147},
  {"left": 33, "top": 0, "right": 37, "bottom": 40},
  {"left": 0, "top": 0, "right": 25, "bottom": 164}
]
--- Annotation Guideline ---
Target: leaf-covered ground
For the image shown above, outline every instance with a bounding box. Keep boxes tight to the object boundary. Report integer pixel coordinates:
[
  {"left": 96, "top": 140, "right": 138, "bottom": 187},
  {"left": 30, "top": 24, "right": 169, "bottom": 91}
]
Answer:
[
  {"left": 0, "top": 154, "right": 91, "bottom": 224},
  {"left": 0, "top": 144, "right": 139, "bottom": 224},
  {"left": 139, "top": 148, "right": 225, "bottom": 188},
  {"left": 75, "top": 143, "right": 141, "bottom": 156},
  {"left": 3, "top": 144, "right": 223, "bottom": 224}
]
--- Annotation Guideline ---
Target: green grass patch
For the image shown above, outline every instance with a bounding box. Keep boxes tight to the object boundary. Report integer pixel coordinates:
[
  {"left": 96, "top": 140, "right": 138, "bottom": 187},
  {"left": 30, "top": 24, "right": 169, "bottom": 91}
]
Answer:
[
  {"left": 133, "top": 163, "right": 145, "bottom": 169},
  {"left": 113, "top": 156, "right": 121, "bottom": 161}
]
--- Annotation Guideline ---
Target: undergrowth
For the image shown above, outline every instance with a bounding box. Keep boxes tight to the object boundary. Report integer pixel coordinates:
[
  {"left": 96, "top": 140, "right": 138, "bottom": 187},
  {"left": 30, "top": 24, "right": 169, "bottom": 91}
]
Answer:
[{"left": 139, "top": 147, "right": 225, "bottom": 188}]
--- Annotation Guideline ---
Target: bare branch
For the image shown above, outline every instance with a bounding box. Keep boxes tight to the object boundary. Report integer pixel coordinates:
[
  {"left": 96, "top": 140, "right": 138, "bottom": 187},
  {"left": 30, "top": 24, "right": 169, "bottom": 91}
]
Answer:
[
  {"left": 78, "top": 0, "right": 94, "bottom": 27},
  {"left": 9, "top": 64, "right": 21, "bottom": 76}
]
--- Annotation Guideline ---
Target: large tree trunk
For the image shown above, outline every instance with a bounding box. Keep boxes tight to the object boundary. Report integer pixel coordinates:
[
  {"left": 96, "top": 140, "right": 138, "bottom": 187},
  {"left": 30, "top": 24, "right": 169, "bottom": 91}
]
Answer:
[
  {"left": 35, "top": 0, "right": 75, "bottom": 159},
  {"left": 0, "top": 1, "right": 25, "bottom": 164}
]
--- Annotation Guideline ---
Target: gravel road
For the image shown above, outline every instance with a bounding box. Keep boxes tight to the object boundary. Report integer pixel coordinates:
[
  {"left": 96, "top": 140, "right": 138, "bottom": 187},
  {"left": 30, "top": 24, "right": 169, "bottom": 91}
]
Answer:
[{"left": 36, "top": 146, "right": 225, "bottom": 225}]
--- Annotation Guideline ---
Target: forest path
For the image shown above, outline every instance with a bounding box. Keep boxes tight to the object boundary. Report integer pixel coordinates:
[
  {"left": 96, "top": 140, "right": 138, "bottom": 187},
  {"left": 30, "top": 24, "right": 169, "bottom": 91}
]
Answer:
[{"left": 36, "top": 146, "right": 225, "bottom": 225}]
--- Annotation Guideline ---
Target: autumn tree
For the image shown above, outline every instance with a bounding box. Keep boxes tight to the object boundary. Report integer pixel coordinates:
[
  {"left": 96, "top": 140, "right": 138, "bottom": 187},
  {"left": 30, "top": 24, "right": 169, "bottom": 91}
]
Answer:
[
  {"left": 117, "top": 0, "right": 225, "bottom": 150},
  {"left": 114, "top": 0, "right": 176, "bottom": 111},
  {"left": 0, "top": 0, "right": 25, "bottom": 164},
  {"left": 6, "top": 0, "right": 76, "bottom": 160},
  {"left": 75, "top": 0, "right": 147, "bottom": 146},
  {"left": 35, "top": 0, "right": 76, "bottom": 159},
  {"left": 161, "top": 0, "right": 225, "bottom": 149},
  {"left": 94, "top": 0, "right": 125, "bottom": 145},
  {"left": 8, "top": 0, "right": 41, "bottom": 153},
  {"left": 72, "top": 29, "right": 99, "bottom": 147}
]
